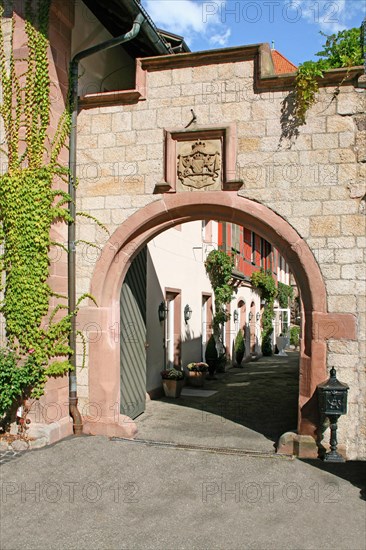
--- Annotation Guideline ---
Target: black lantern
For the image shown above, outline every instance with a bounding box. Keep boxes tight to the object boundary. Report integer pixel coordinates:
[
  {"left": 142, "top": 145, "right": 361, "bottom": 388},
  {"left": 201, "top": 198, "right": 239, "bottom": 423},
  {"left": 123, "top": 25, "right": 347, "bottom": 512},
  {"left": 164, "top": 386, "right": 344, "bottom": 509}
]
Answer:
[
  {"left": 256, "top": 312, "right": 260, "bottom": 321},
  {"left": 248, "top": 312, "right": 253, "bottom": 321},
  {"left": 317, "top": 367, "right": 349, "bottom": 463},
  {"left": 184, "top": 304, "right": 192, "bottom": 323},
  {"left": 158, "top": 301, "right": 168, "bottom": 322},
  {"left": 233, "top": 309, "right": 239, "bottom": 323}
]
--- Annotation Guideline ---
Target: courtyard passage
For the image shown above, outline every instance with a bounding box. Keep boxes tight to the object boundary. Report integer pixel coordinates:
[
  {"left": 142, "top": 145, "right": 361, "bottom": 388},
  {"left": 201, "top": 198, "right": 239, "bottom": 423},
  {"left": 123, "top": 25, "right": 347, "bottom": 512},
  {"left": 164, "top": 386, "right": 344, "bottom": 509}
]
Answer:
[{"left": 136, "top": 351, "right": 299, "bottom": 452}]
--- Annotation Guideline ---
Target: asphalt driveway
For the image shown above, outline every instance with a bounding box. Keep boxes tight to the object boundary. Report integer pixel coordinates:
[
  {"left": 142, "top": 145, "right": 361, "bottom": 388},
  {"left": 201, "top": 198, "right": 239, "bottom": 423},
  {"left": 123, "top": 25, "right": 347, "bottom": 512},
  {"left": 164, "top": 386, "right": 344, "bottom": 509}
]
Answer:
[{"left": 0, "top": 435, "right": 365, "bottom": 550}]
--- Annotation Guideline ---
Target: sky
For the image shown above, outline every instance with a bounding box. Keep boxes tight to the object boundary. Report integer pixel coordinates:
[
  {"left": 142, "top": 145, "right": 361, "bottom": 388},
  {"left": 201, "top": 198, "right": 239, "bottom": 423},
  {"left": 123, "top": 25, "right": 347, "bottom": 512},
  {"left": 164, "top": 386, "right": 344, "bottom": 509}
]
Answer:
[{"left": 142, "top": 0, "right": 365, "bottom": 66}]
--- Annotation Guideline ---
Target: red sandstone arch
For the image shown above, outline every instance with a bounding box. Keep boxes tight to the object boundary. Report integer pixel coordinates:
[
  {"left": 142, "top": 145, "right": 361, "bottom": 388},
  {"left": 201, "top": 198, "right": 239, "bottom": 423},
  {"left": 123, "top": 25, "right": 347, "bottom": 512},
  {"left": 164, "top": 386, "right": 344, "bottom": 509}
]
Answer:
[{"left": 81, "top": 192, "right": 356, "bottom": 443}]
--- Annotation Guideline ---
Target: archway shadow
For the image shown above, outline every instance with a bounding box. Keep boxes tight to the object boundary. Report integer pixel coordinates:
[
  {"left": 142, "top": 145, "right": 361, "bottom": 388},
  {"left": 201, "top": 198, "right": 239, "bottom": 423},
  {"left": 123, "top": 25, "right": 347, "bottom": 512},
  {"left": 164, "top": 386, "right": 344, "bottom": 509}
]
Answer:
[
  {"left": 299, "top": 459, "right": 366, "bottom": 501},
  {"left": 155, "top": 350, "right": 300, "bottom": 446},
  {"left": 279, "top": 90, "right": 301, "bottom": 148}
]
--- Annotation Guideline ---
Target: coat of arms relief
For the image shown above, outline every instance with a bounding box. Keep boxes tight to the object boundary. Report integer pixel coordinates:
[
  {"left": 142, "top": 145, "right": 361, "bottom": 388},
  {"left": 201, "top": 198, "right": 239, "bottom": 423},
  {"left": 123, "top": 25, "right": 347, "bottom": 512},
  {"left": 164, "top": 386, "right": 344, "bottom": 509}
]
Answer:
[{"left": 177, "top": 139, "right": 222, "bottom": 191}]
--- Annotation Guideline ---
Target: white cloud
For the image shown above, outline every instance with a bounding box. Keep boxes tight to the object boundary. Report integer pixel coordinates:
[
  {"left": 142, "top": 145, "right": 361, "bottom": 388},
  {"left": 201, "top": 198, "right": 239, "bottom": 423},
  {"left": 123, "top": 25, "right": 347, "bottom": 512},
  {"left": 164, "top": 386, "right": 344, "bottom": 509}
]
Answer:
[
  {"left": 209, "top": 28, "right": 232, "bottom": 47},
  {"left": 297, "top": 0, "right": 365, "bottom": 34},
  {"left": 143, "top": 0, "right": 231, "bottom": 48}
]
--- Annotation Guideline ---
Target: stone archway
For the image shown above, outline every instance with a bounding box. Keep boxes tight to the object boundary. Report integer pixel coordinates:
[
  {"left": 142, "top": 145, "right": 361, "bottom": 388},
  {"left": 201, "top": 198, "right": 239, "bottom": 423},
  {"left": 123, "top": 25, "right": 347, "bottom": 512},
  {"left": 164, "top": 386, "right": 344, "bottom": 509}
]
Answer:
[{"left": 81, "top": 192, "right": 356, "bottom": 450}]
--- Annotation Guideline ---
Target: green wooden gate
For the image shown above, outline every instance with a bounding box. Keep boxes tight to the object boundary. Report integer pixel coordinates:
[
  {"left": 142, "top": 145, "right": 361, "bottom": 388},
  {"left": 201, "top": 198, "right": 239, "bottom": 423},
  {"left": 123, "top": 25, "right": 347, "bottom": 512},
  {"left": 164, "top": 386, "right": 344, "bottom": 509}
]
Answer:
[{"left": 120, "top": 247, "right": 147, "bottom": 419}]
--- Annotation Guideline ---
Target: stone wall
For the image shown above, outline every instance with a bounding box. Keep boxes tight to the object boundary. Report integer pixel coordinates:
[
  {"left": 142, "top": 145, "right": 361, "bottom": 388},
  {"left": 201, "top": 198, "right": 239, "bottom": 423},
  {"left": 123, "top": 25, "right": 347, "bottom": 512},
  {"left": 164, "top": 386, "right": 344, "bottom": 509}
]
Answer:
[
  {"left": 0, "top": 2, "right": 74, "bottom": 433},
  {"left": 75, "top": 50, "right": 365, "bottom": 458}
]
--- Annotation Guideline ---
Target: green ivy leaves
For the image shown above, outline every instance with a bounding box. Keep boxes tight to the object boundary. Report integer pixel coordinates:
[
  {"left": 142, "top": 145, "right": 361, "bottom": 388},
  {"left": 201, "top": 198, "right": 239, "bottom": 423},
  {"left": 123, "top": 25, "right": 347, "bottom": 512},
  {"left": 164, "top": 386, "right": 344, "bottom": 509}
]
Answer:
[
  {"left": 205, "top": 250, "right": 234, "bottom": 331},
  {"left": 251, "top": 269, "right": 277, "bottom": 300},
  {"left": 0, "top": 2, "right": 73, "bottom": 417},
  {"left": 251, "top": 269, "right": 277, "bottom": 357},
  {"left": 277, "top": 282, "right": 294, "bottom": 309},
  {"left": 294, "top": 27, "right": 363, "bottom": 125}
]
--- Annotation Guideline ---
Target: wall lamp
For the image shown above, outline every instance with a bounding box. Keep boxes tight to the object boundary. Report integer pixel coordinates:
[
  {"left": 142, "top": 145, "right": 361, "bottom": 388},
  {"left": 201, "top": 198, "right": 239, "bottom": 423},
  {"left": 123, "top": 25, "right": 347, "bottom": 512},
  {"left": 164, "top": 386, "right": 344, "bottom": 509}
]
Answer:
[
  {"left": 233, "top": 309, "right": 239, "bottom": 323},
  {"left": 158, "top": 301, "right": 168, "bottom": 322},
  {"left": 248, "top": 312, "right": 253, "bottom": 321},
  {"left": 256, "top": 312, "right": 260, "bottom": 321},
  {"left": 184, "top": 304, "right": 192, "bottom": 323}
]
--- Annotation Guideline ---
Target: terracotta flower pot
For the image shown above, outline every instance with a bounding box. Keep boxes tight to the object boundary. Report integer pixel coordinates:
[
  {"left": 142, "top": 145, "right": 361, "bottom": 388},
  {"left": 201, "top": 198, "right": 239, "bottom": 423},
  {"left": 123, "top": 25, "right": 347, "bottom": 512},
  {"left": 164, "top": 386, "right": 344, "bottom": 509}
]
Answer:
[
  {"left": 276, "top": 336, "right": 289, "bottom": 356},
  {"left": 187, "top": 371, "right": 206, "bottom": 387},
  {"left": 162, "top": 378, "right": 185, "bottom": 398}
]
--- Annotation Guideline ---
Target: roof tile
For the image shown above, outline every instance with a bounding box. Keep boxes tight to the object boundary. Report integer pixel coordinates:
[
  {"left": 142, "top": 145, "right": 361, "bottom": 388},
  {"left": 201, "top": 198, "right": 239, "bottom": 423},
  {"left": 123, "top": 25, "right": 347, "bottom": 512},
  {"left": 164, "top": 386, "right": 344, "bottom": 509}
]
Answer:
[{"left": 271, "top": 50, "right": 297, "bottom": 74}]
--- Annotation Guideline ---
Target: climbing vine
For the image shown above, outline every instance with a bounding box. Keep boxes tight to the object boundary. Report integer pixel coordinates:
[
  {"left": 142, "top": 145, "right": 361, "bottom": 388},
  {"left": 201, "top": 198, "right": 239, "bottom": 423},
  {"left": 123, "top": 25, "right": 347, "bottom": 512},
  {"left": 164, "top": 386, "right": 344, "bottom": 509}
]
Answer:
[
  {"left": 293, "top": 27, "right": 364, "bottom": 125},
  {"left": 0, "top": 1, "right": 92, "bottom": 420},
  {"left": 251, "top": 269, "right": 277, "bottom": 356},
  {"left": 205, "top": 249, "right": 234, "bottom": 332},
  {"left": 277, "top": 282, "right": 293, "bottom": 309}
]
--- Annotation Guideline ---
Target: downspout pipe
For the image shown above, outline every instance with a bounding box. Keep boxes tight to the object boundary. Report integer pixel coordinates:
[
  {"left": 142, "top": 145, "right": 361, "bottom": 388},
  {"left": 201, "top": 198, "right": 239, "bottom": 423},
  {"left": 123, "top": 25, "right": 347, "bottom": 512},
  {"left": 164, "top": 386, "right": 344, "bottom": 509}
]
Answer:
[{"left": 68, "top": 13, "right": 145, "bottom": 435}]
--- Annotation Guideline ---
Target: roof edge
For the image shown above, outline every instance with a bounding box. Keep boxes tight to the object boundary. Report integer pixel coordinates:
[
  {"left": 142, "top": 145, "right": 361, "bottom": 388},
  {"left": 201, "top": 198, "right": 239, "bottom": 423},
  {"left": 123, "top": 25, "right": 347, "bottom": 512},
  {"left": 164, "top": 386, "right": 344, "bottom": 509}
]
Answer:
[
  {"left": 139, "top": 44, "right": 261, "bottom": 71},
  {"left": 138, "top": 42, "right": 363, "bottom": 90}
]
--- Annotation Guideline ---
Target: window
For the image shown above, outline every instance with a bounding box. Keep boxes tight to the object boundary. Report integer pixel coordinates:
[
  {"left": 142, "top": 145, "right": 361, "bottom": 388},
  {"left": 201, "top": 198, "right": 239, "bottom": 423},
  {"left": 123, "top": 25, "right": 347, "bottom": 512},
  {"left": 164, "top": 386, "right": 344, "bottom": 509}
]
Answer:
[
  {"left": 232, "top": 224, "right": 240, "bottom": 253},
  {"left": 260, "top": 238, "right": 264, "bottom": 268},
  {"left": 267, "top": 242, "right": 273, "bottom": 272},
  {"left": 220, "top": 222, "right": 227, "bottom": 252},
  {"left": 166, "top": 298, "right": 175, "bottom": 369},
  {"left": 165, "top": 290, "right": 181, "bottom": 369},
  {"left": 251, "top": 232, "right": 255, "bottom": 264},
  {"left": 231, "top": 224, "right": 240, "bottom": 268}
]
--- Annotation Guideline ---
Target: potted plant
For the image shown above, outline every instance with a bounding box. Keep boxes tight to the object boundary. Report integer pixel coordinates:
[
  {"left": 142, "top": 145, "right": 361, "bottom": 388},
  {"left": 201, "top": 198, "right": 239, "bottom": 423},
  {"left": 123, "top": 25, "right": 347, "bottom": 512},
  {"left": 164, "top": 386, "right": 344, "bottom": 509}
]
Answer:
[
  {"left": 160, "top": 368, "right": 185, "bottom": 398},
  {"left": 186, "top": 362, "right": 209, "bottom": 387},
  {"left": 234, "top": 329, "right": 245, "bottom": 367},
  {"left": 205, "top": 334, "right": 218, "bottom": 378},
  {"left": 290, "top": 325, "right": 300, "bottom": 350},
  {"left": 276, "top": 333, "right": 289, "bottom": 356}
]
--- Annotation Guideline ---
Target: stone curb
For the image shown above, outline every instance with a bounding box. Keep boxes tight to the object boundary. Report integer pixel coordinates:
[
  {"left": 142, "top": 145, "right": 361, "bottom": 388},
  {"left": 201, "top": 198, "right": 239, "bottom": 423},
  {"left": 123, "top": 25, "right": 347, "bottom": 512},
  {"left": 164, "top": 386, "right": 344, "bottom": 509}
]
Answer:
[{"left": 0, "top": 417, "right": 73, "bottom": 456}]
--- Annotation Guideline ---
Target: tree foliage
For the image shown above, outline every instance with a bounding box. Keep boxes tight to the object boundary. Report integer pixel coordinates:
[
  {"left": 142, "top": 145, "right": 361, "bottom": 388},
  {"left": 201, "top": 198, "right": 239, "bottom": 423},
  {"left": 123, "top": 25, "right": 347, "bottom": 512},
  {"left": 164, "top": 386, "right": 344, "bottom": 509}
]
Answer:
[
  {"left": 277, "top": 282, "right": 294, "bottom": 309},
  {"left": 294, "top": 27, "right": 363, "bottom": 125},
  {"left": 290, "top": 326, "right": 300, "bottom": 348},
  {"left": 234, "top": 329, "right": 245, "bottom": 366},
  {"left": 251, "top": 269, "right": 277, "bottom": 357},
  {"left": 205, "top": 249, "right": 234, "bottom": 330},
  {"left": 316, "top": 28, "right": 364, "bottom": 68}
]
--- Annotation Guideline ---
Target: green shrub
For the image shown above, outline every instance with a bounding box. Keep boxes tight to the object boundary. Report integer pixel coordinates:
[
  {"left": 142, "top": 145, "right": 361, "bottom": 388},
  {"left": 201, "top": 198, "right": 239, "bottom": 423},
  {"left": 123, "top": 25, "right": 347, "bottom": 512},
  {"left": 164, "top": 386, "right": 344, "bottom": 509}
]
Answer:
[
  {"left": 205, "top": 335, "right": 218, "bottom": 362},
  {"left": 0, "top": 348, "right": 45, "bottom": 422},
  {"left": 234, "top": 330, "right": 245, "bottom": 366},
  {"left": 261, "top": 334, "right": 273, "bottom": 356},
  {"left": 205, "top": 335, "right": 219, "bottom": 374},
  {"left": 251, "top": 269, "right": 276, "bottom": 357},
  {"left": 290, "top": 326, "right": 300, "bottom": 347},
  {"left": 277, "top": 282, "right": 294, "bottom": 308}
]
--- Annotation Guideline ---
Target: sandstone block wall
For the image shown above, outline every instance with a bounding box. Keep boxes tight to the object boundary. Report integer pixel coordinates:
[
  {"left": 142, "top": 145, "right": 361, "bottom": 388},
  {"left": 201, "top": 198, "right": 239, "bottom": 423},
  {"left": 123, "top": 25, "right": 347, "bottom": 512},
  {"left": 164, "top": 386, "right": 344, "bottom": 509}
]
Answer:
[
  {"left": 74, "top": 55, "right": 365, "bottom": 458},
  {"left": 0, "top": 3, "right": 74, "bottom": 427}
]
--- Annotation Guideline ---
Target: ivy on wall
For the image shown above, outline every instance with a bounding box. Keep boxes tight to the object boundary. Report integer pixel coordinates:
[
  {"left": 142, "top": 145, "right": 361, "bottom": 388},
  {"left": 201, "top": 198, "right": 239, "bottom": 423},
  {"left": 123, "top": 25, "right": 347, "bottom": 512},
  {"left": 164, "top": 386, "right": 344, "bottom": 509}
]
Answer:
[
  {"left": 250, "top": 269, "right": 277, "bottom": 357},
  {"left": 204, "top": 249, "right": 234, "bottom": 332},
  {"left": 277, "top": 282, "right": 294, "bottom": 309},
  {"left": 0, "top": 1, "right": 85, "bottom": 420},
  {"left": 293, "top": 27, "right": 363, "bottom": 125}
]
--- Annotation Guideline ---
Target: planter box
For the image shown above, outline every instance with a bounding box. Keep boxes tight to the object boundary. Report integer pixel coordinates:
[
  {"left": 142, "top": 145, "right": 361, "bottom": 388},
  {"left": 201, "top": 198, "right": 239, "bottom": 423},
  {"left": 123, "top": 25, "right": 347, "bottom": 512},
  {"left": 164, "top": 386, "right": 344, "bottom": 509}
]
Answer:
[
  {"left": 162, "top": 378, "right": 185, "bottom": 398},
  {"left": 187, "top": 371, "right": 206, "bottom": 387},
  {"left": 276, "top": 336, "right": 289, "bottom": 356}
]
